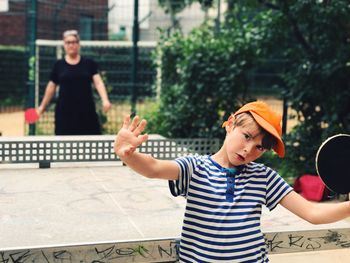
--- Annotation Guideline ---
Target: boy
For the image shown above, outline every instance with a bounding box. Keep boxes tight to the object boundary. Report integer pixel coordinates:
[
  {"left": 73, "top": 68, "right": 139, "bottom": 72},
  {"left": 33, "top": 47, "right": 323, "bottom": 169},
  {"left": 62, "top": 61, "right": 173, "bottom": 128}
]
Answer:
[{"left": 114, "top": 101, "right": 350, "bottom": 262}]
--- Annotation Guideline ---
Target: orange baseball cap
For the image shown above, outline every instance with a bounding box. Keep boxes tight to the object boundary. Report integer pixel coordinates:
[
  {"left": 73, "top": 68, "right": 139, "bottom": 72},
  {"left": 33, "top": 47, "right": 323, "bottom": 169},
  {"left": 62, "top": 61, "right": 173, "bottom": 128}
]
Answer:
[{"left": 223, "top": 101, "right": 285, "bottom": 158}]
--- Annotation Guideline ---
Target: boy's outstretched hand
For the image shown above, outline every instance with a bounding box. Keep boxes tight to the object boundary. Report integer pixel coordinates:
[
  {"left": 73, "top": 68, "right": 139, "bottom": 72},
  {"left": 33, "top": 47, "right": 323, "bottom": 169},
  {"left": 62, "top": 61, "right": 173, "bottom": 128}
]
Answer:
[{"left": 114, "top": 115, "right": 149, "bottom": 159}]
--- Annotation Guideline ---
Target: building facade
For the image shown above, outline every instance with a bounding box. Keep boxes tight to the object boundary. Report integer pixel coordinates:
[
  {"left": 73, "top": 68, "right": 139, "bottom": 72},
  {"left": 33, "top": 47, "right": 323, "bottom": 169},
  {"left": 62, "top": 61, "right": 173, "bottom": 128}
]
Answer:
[
  {"left": 0, "top": 0, "right": 109, "bottom": 46},
  {"left": 108, "top": 0, "right": 207, "bottom": 41}
]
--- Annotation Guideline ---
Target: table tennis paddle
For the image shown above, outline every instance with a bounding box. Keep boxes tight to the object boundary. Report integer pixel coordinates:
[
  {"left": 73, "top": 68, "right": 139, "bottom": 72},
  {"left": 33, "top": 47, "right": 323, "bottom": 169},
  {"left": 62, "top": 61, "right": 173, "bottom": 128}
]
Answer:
[
  {"left": 315, "top": 134, "right": 350, "bottom": 194},
  {"left": 24, "top": 108, "right": 40, "bottom": 124}
]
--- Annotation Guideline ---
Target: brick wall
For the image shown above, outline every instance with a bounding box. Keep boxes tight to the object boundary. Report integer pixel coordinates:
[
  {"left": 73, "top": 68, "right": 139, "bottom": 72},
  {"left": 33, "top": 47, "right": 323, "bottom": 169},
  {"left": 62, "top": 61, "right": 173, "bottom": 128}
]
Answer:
[
  {"left": 0, "top": 0, "right": 108, "bottom": 46},
  {"left": 0, "top": 1, "right": 26, "bottom": 45}
]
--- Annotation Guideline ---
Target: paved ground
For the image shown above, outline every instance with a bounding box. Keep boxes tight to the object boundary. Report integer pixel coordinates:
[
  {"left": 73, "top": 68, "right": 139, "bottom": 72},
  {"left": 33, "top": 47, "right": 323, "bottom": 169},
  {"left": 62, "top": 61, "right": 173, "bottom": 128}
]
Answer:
[
  {"left": 0, "top": 111, "right": 24, "bottom": 136},
  {"left": 1, "top": 160, "right": 350, "bottom": 262}
]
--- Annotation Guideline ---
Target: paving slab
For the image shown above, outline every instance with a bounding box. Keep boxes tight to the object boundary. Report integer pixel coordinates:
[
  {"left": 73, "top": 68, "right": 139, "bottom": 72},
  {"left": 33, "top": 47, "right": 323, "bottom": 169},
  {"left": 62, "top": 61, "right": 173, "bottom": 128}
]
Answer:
[{"left": 0, "top": 163, "right": 185, "bottom": 248}]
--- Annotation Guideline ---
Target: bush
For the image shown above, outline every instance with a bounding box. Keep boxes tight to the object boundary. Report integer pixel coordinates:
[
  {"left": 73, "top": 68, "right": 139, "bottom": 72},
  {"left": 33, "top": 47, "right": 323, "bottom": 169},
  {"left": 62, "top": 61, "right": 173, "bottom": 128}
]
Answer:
[
  {"left": 0, "top": 46, "right": 27, "bottom": 107},
  {"left": 146, "top": 20, "right": 266, "bottom": 139}
]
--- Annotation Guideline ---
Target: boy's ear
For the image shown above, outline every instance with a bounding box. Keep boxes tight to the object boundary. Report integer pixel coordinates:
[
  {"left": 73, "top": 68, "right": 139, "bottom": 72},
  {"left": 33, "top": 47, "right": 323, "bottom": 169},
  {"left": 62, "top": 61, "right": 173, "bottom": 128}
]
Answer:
[{"left": 225, "top": 115, "right": 234, "bottom": 132}]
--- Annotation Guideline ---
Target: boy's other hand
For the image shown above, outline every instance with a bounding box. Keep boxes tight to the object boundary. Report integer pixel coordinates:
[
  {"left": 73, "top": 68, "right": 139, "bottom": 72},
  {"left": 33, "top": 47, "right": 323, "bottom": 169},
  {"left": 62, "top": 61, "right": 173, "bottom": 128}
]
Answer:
[{"left": 114, "top": 115, "right": 148, "bottom": 158}]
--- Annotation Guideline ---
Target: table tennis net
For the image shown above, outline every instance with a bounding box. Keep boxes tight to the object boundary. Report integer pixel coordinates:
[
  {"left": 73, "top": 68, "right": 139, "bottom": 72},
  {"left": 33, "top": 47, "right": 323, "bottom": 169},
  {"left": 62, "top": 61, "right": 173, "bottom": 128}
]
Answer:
[{"left": 0, "top": 137, "right": 220, "bottom": 166}]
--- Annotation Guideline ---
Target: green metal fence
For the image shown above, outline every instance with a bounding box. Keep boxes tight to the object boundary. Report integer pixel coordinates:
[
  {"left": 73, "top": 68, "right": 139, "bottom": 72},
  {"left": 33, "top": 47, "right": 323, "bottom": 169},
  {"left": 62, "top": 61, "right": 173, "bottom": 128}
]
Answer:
[{"left": 0, "top": 1, "right": 290, "bottom": 136}]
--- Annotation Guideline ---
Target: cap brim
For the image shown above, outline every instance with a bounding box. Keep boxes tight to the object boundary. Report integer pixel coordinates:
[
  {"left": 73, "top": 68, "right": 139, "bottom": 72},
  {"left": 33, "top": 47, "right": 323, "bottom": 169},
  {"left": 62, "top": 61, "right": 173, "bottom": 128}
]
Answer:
[{"left": 249, "top": 112, "right": 285, "bottom": 158}]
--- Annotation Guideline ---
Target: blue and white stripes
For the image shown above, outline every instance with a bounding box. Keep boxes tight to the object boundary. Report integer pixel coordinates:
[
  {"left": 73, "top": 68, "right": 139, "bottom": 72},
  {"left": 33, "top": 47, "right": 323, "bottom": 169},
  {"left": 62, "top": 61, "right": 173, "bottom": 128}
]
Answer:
[{"left": 169, "top": 155, "right": 293, "bottom": 262}]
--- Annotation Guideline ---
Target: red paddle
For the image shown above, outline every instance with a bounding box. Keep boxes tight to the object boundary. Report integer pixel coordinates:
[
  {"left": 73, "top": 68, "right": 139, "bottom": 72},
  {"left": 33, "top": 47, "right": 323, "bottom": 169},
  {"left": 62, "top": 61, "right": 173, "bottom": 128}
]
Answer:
[{"left": 25, "top": 108, "right": 40, "bottom": 124}]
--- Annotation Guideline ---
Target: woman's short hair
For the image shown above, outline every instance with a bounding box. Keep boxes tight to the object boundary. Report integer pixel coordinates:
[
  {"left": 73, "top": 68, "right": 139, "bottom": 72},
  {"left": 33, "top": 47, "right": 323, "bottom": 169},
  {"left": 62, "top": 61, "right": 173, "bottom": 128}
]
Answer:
[
  {"left": 62, "top": 30, "right": 80, "bottom": 41},
  {"left": 234, "top": 112, "right": 277, "bottom": 150}
]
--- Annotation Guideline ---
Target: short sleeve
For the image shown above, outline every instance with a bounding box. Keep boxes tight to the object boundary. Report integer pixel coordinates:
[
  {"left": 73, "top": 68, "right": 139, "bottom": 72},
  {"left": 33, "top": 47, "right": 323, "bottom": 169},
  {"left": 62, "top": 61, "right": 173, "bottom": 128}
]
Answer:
[
  {"left": 89, "top": 58, "right": 98, "bottom": 76},
  {"left": 49, "top": 61, "right": 59, "bottom": 84},
  {"left": 265, "top": 168, "right": 293, "bottom": 210},
  {"left": 168, "top": 155, "right": 196, "bottom": 198}
]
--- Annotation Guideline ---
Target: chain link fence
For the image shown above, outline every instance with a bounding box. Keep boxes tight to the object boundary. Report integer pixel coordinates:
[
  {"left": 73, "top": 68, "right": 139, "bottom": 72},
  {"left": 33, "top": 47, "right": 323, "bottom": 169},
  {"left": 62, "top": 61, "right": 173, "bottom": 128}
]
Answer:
[{"left": 0, "top": 0, "right": 290, "bottom": 135}]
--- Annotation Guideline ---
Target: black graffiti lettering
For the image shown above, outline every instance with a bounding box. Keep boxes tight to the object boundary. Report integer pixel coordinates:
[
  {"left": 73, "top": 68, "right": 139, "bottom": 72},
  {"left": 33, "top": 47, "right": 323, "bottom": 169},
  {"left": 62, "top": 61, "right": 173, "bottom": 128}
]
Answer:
[
  {"left": 9, "top": 251, "right": 31, "bottom": 263},
  {"left": 95, "top": 246, "right": 115, "bottom": 260},
  {"left": 158, "top": 241, "right": 178, "bottom": 258},
  {"left": 53, "top": 250, "right": 71, "bottom": 261},
  {"left": 336, "top": 240, "right": 350, "bottom": 248},
  {"left": 289, "top": 236, "right": 320, "bottom": 250},
  {"left": 41, "top": 250, "right": 50, "bottom": 263},
  {"left": 323, "top": 230, "right": 342, "bottom": 243},
  {"left": 288, "top": 235, "right": 305, "bottom": 248},
  {"left": 0, "top": 252, "right": 10, "bottom": 263},
  {"left": 158, "top": 245, "right": 172, "bottom": 257},
  {"left": 315, "top": 230, "right": 350, "bottom": 248},
  {"left": 115, "top": 247, "right": 135, "bottom": 256},
  {"left": 305, "top": 241, "right": 321, "bottom": 250},
  {"left": 266, "top": 234, "right": 285, "bottom": 252}
]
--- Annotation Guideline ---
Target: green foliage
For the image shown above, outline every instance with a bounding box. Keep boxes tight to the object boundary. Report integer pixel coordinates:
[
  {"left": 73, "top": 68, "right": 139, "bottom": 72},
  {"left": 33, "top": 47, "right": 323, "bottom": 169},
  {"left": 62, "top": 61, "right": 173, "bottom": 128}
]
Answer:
[
  {"left": 158, "top": 0, "right": 189, "bottom": 14},
  {"left": 260, "top": 1, "right": 350, "bottom": 176},
  {"left": 0, "top": 46, "right": 27, "bottom": 107},
  {"left": 147, "top": 1, "right": 350, "bottom": 180},
  {"left": 147, "top": 14, "right": 269, "bottom": 138},
  {"left": 198, "top": 0, "right": 214, "bottom": 10},
  {"left": 158, "top": 0, "right": 190, "bottom": 30}
]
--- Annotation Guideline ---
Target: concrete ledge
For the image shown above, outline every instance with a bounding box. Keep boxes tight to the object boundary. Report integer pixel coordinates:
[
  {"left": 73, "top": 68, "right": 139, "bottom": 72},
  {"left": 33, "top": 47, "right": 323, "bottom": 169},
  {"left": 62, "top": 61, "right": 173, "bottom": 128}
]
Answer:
[
  {"left": 269, "top": 248, "right": 350, "bottom": 263},
  {"left": 1, "top": 228, "right": 350, "bottom": 263}
]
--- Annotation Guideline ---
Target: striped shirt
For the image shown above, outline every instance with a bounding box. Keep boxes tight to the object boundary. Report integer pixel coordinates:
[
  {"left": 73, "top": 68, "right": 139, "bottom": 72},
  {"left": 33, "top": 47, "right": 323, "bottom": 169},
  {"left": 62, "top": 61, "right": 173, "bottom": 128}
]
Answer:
[{"left": 169, "top": 155, "right": 293, "bottom": 263}]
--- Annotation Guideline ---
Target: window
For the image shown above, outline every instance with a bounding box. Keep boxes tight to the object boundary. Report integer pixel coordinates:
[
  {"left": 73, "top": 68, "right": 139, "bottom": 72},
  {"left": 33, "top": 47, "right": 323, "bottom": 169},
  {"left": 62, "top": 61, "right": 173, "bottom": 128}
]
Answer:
[{"left": 79, "top": 15, "right": 93, "bottom": 40}]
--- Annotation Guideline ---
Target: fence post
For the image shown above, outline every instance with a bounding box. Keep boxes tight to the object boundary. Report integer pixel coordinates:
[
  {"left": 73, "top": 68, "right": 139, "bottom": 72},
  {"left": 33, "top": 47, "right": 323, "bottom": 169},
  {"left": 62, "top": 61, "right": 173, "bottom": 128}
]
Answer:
[
  {"left": 282, "top": 97, "right": 288, "bottom": 135},
  {"left": 131, "top": 0, "right": 139, "bottom": 116},
  {"left": 26, "top": 0, "right": 37, "bottom": 135}
]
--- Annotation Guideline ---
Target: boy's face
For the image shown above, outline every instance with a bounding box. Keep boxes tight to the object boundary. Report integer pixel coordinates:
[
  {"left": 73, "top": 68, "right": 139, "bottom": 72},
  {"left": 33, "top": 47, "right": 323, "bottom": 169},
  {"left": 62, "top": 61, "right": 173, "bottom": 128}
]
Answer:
[{"left": 225, "top": 123, "right": 267, "bottom": 166}]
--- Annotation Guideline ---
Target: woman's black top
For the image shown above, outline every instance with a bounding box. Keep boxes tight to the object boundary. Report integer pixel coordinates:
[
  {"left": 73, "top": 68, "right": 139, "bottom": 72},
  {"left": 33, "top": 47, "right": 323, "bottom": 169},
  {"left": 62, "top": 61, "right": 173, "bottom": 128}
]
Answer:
[{"left": 50, "top": 57, "right": 101, "bottom": 135}]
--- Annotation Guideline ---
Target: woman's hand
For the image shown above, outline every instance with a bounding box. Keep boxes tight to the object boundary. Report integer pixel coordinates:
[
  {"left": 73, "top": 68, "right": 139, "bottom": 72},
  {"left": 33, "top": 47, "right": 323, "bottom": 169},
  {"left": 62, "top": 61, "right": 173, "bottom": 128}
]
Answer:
[
  {"left": 37, "top": 106, "right": 45, "bottom": 116},
  {"left": 114, "top": 115, "right": 148, "bottom": 159},
  {"left": 102, "top": 99, "right": 111, "bottom": 112}
]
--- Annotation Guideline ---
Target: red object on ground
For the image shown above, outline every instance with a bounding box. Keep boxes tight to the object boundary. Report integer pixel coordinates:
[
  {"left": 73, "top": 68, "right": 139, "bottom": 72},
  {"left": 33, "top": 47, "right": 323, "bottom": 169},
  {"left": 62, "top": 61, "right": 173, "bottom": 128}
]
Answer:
[{"left": 293, "top": 174, "right": 329, "bottom": 202}]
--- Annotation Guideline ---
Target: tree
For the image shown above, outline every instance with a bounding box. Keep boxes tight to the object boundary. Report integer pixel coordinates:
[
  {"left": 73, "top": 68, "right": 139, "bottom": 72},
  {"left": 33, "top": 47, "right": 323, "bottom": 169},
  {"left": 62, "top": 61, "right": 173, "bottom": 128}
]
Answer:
[
  {"left": 255, "top": 0, "right": 350, "bottom": 175},
  {"left": 158, "top": 0, "right": 216, "bottom": 32},
  {"left": 150, "top": 0, "right": 350, "bottom": 178},
  {"left": 158, "top": 0, "right": 190, "bottom": 33},
  {"left": 147, "top": 12, "right": 266, "bottom": 139}
]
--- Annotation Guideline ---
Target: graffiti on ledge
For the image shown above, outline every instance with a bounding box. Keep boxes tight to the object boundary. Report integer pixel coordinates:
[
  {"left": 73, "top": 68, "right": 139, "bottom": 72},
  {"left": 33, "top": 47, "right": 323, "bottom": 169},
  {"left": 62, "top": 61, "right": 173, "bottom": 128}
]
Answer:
[
  {"left": 0, "top": 239, "right": 179, "bottom": 263},
  {"left": 1, "top": 229, "right": 350, "bottom": 262}
]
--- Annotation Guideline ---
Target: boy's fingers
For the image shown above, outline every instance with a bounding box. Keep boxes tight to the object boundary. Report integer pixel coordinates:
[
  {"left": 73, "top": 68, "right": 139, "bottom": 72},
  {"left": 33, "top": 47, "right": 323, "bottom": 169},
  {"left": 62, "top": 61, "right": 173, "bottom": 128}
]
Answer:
[
  {"left": 122, "top": 114, "right": 130, "bottom": 129},
  {"left": 133, "top": 119, "right": 147, "bottom": 136},
  {"left": 138, "top": 134, "right": 148, "bottom": 144},
  {"left": 128, "top": 115, "right": 139, "bottom": 131}
]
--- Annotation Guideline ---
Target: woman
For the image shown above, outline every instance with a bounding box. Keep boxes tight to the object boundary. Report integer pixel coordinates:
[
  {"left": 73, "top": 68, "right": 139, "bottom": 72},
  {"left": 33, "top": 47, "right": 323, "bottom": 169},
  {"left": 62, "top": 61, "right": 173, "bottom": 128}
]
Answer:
[{"left": 37, "top": 30, "right": 111, "bottom": 135}]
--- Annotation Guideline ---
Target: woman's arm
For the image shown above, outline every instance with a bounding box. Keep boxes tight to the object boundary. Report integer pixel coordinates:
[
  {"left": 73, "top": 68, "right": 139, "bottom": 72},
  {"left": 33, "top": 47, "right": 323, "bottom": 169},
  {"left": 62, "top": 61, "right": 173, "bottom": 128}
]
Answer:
[
  {"left": 93, "top": 73, "right": 111, "bottom": 112},
  {"left": 280, "top": 191, "right": 350, "bottom": 224},
  {"left": 37, "top": 81, "right": 57, "bottom": 115},
  {"left": 114, "top": 115, "right": 179, "bottom": 180}
]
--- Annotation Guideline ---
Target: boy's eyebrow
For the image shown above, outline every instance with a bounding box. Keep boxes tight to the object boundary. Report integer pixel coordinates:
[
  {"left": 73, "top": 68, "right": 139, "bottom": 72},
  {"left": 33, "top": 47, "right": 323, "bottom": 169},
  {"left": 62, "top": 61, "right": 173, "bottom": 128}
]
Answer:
[
  {"left": 245, "top": 132, "right": 253, "bottom": 138},
  {"left": 246, "top": 131, "right": 260, "bottom": 139},
  {"left": 244, "top": 130, "right": 264, "bottom": 147}
]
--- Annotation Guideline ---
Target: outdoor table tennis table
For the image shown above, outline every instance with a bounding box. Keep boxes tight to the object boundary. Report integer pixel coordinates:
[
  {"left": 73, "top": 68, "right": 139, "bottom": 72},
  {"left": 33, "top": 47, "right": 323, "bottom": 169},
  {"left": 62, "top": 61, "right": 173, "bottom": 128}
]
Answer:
[{"left": 1, "top": 135, "right": 350, "bottom": 262}]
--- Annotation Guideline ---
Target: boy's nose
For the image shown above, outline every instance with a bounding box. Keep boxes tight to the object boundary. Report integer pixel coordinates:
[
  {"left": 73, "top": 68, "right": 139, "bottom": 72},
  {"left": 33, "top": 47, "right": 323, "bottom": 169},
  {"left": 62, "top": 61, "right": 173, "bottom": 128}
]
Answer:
[{"left": 244, "top": 142, "right": 255, "bottom": 153}]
